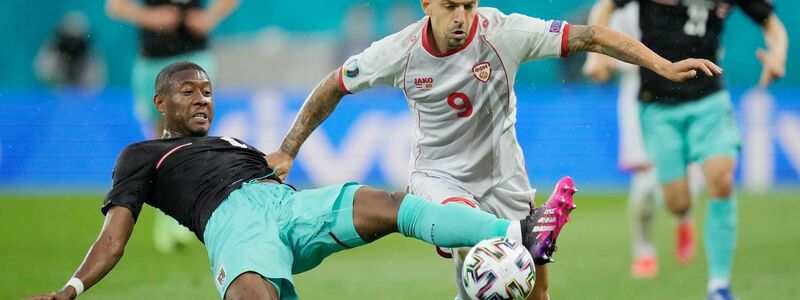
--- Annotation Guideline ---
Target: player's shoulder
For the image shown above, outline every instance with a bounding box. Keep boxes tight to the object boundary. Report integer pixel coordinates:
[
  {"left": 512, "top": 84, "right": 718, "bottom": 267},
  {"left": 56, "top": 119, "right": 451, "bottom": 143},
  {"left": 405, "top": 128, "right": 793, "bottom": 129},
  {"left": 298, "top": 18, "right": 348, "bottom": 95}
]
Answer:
[
  {"left": 476, "top": 6, "right": 507, "bottom": 32},
  {"left": 477, "top": 7, "right": 547, "bottom": 35},
  {"left": 369, "top": 18, "right": 425, "bottom": 53},
  {"left": 121, "top": 137, "right": 196, "bottom": 155}
]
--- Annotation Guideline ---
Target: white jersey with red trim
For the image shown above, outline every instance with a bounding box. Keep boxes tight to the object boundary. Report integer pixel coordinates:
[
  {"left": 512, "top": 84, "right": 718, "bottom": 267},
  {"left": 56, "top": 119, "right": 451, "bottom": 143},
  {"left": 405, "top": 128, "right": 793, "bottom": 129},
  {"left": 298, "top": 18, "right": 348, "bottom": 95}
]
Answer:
[{"left": 339, "top": 7, "right": 570, "bottom": 198}]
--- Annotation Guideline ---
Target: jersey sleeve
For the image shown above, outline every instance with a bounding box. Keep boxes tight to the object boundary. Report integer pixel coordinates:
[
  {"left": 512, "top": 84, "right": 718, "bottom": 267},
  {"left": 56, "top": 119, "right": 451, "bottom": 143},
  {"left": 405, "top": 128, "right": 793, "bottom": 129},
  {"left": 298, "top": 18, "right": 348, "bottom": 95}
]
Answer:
[
  {"left": 100, "top": 144, "right": 152, "bottom": 220},
  {"left": 735, "top": 0, "right": 774, "bottom": 24},
  {"left": 491, "top": 13, "right": 571, "bottom": 63},
  {"left": 338, "top": 27, "right": 415, "bottom": 94}
]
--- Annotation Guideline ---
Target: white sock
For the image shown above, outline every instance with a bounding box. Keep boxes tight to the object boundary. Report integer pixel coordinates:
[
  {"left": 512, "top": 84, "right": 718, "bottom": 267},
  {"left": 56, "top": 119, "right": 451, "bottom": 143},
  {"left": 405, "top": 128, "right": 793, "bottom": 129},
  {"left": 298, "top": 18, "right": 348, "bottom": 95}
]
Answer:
[
  {"left": 506, "top": 222, "right": 523, "bottom": 244},
  {"left": 708, "top": 278, "right": 730, "bottom": 292},
  {"left": 629, "top": 169, "right": 658, "bottom": 258}
]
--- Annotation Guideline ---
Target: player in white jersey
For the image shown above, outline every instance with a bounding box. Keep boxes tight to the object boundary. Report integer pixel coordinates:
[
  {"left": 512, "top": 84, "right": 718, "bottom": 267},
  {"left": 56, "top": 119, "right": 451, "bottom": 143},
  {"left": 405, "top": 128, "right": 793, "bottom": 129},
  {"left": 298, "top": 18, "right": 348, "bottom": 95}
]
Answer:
[
  {"left": 584, "top": 1, "right": 706, "bottom": 279},
  {"left": 267, "top": 1, "right": 721, "bottom": 298}
]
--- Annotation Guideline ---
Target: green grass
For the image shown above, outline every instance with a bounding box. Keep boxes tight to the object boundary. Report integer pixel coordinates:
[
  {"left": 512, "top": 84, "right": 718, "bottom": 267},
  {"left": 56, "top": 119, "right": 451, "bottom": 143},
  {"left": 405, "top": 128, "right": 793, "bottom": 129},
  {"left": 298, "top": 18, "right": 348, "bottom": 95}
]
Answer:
[{"left": 3, "top": 193, "right": 799, "bottom": 299}]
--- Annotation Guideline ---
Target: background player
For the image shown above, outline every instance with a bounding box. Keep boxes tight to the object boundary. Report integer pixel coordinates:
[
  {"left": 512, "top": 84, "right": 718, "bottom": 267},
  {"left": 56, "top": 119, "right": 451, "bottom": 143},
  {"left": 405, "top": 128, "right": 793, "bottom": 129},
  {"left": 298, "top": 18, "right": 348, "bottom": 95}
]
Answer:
[
  {"left": 582, "top": 1, "right": 706, "bottom": 278},
  {"left": 585, "top": 0, "right": 787, "bottom": 298},
  {"left": 266, "top": 0, "right": 722, "bottom": 298},
  {"left": 24, "top": 61, "right": 577, "bottom": 300},
  {"left": 106, "top": 0, "right": 240, "bottom": 254}
]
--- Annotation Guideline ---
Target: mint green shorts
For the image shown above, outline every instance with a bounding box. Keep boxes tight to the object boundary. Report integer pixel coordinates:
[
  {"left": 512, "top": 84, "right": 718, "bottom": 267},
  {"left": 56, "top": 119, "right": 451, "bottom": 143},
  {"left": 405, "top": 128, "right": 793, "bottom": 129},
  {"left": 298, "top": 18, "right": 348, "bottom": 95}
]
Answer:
[
  {"left": 640, "top": 91, "right": 740, "bottom": 183},
  {"left": 203, "top": 181, "right": 366, "bottom": 299},
  {"left": 132, "top": 50, "right": 216, "bottom": 124}
]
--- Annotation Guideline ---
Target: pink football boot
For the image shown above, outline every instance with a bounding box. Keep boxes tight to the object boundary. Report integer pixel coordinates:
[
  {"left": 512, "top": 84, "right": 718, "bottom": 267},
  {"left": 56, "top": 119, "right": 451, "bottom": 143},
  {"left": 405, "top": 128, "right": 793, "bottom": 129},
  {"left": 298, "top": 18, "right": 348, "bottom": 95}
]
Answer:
[{"left": 521, "top": 176, "right": 578, "bottom": 265}]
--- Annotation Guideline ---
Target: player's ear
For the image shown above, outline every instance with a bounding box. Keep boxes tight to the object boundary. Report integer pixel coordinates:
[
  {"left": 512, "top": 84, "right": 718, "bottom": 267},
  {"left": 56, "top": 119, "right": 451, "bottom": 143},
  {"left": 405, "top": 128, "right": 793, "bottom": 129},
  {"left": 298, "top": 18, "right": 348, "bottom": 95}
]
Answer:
[
  {"left": 154, "top": 95, "right": 165, "bottom": 115},
  {"left": 420, "top": 0, "right": 431, "bottom": 15}
]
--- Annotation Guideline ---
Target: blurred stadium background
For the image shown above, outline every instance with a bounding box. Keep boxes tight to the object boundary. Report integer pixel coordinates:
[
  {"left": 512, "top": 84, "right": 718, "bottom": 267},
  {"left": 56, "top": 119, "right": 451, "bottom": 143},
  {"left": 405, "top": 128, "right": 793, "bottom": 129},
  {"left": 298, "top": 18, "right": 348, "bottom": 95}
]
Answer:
[{"left": 1, "top": 0, "right": 798, "bottom": 299}]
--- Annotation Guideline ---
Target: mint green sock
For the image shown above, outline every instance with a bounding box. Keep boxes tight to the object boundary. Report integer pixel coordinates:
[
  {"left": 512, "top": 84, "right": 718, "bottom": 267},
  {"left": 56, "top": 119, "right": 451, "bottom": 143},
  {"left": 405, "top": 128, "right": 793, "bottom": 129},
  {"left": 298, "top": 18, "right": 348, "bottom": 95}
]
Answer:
[
  {"left": 397, "top": 194, "right": 510, "bottom": 247},
  {"left": 704, "top": 197, "right": 738, "bottom": 281}
]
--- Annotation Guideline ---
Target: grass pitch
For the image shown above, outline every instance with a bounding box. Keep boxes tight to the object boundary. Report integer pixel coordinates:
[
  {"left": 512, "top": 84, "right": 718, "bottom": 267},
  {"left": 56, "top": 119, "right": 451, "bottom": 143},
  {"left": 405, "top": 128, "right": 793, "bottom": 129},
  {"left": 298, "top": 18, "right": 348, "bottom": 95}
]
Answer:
[{"left": 2, "top": 192, "right": 798, "bottom": 299}]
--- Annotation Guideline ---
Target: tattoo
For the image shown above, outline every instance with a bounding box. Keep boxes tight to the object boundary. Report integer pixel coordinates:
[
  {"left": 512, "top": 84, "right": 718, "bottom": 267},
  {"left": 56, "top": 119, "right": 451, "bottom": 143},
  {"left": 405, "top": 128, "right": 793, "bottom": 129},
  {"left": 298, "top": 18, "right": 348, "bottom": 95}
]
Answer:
[
  {"left": 568, "top": 25, "right": 644, "bottom": 66},
  {"left": 567, "top": 25, "right": 598, "bottom": 53},
  {"left": 600, "top": 41, "right": 642, "bottom": 65},
  {"left": 280, "top": 70, "right": 346, "bottom": 157}
]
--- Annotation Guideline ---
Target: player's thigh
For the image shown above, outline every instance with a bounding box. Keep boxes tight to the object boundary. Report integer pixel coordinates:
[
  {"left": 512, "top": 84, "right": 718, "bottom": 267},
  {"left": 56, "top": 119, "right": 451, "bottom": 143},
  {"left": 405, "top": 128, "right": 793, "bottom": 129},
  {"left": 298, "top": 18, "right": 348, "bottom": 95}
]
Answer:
[
  {"left": 686, "top": 91, "right": 741, "bottom": 165},
  {"left": 408, "top": 173, "right": 478, "bottom": 207},
  {"left": 285, "top": 182, "right": 369, "bottom": 274},
  {"left": 640, "top": 102, "right": 689, "bottom": 184},
  {"left": 481, "top": 173, "right": 536, "bottom": 220},
  {"left": 204, "top": 182, "right": 297, "bottom": 299}
]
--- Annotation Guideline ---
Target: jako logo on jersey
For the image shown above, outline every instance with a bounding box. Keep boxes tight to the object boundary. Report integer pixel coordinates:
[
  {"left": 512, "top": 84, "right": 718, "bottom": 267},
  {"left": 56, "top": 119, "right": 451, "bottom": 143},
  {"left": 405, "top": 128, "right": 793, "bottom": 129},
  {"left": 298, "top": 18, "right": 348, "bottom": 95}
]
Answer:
[
  {"left": 414, "top": 77, "right": 434, "bottom": 89},
  {"left": 549, "top": 20, "right": 563, "bottom": 33},
  {"left": 344, "top": 58, "right": 360, "bottom": 78},
  {"left": 472, "top": 62, "right": 492, "bottom": 83}
]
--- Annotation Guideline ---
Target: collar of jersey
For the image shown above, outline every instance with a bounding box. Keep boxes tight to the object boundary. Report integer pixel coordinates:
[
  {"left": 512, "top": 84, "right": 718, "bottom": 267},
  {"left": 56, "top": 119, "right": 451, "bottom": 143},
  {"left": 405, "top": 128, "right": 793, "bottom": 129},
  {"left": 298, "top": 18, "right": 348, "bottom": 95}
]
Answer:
[{"left": 421, "top": 14, "right": 479, "bottom": 58}]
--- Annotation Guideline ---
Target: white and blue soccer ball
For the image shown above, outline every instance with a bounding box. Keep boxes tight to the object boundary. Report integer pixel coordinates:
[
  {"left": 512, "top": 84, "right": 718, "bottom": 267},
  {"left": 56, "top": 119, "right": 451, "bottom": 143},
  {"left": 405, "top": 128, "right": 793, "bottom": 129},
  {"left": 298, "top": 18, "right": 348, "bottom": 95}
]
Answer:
[{"left": 461, "top": 238, "right": 536, "bottom": 300}]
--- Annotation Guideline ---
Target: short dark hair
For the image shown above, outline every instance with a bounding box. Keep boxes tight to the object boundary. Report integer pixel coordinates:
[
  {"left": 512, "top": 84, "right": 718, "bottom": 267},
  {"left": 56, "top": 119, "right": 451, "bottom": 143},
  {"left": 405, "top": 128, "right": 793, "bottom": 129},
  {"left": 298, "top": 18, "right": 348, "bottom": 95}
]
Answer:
[{"left": 155, "top": 61, "right": 208, "bottom": 96}]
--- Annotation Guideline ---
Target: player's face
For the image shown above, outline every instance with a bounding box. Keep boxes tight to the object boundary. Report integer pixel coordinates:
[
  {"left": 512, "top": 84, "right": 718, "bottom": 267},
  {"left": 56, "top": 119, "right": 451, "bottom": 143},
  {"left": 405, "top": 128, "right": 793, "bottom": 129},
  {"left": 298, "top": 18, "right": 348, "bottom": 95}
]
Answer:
[
  {"left": 157, "top": 69, "right": 214, "bottom": 137},
  {"left": 423, "top": 0, "right": 477, "bottom": 51}
]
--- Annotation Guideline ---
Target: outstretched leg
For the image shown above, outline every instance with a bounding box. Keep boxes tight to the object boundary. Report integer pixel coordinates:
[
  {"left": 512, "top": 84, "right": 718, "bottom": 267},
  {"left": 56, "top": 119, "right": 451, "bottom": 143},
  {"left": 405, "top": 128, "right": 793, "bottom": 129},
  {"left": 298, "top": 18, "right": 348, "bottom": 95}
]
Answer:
[
  {"left": 347, "top": 180, "right": 577, "bottom": 263},
  {"left": 349, "top": 186, "right": 512, "bottom": 246},
  {"left": 340, "top": 181, "right": 576, "bottom": 300}
]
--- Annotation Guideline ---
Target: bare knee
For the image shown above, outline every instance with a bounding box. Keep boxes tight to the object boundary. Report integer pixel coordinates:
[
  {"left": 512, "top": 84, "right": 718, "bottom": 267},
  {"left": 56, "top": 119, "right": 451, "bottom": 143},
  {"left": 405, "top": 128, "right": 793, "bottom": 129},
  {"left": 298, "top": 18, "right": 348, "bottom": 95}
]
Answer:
[
  {"left": 355, "top": 186, "right": 404, "bottom": 215},
  {"left": 662, "top": 180, "right": 691, "bottom": 216},
  {"left": 225, "top": 272, "right": 278, "bottom": 300},
  {"left": 707, "top": 172, "right": 734, "bottom": 199},
  {"left": 663, "top": 196, "right": 691, "bottom": 216},
  {"left": 352, "top": 187, "right": 406, "bottom": 242},
  {"left": 702, "top": 157, "right": 736, "bottom": 199},
  {"left": 390, "top": 191, "right": 406, "bottom": 208}
]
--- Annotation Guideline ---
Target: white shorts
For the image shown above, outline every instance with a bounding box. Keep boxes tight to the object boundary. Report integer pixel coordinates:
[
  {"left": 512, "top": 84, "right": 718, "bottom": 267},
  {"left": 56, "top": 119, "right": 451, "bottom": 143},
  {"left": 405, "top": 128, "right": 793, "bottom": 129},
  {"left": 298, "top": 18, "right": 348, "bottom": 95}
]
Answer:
[
  {"left": 408, "top": 172, "right": 536, "bottom": 220},
  {"left": 617, "top": 69, "right": 651, "bottom": 170}
]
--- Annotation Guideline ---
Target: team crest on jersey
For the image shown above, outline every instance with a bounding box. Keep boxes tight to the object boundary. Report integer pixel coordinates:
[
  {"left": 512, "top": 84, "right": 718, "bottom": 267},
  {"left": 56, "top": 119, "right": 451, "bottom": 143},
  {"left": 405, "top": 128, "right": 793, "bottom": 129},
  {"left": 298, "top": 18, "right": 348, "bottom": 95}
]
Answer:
[
  {"left": 344, "top": 58, "right": 360, "bottom": 78},
  {"left": 216, "top": 264, "right": 226, "bottom": 286},
  {"left": 414, "top": 77, "right": 434, "bottom": 89},
  {"left": 472, "top": 62, "right": 492, "bottom": 83}
]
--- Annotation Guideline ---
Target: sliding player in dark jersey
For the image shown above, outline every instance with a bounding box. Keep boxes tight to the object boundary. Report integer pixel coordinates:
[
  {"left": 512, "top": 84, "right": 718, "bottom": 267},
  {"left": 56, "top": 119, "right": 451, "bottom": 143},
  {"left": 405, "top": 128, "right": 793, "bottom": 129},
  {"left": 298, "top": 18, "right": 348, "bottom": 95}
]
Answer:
[
  {"left": 584, "top": 1, "right": 787, "bottom": 299},
  {"left": 26, "top": 61, "right": 577, "bottom": 300},
  {"left": 106, "top": 0, "right": 241, "bottom": 255}
]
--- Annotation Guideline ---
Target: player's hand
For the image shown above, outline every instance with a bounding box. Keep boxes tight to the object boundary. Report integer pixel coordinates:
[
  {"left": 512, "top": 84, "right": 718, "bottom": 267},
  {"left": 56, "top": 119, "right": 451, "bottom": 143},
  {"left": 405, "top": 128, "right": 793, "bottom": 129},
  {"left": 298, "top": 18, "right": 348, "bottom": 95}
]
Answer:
[
  {"left": 265, "top": 151, "right": 295, "bottom": 181},
  {"left": 185, "top": 8, "right": 216, "bottom": 37},
  {"left": 660, "top": 58, "right": 723, "bottom": 82},
  {"left": 582, "top": 53, "right": 615, "bottom": 83},
  {"left": 756, "top": 48, "right": 786, "bottom": 87},
  {"left": 140, "top": 5, "right": 180, "bottom": 33},
  {"left": 24, "top": 288, "right": 75, "bottom": 300}
]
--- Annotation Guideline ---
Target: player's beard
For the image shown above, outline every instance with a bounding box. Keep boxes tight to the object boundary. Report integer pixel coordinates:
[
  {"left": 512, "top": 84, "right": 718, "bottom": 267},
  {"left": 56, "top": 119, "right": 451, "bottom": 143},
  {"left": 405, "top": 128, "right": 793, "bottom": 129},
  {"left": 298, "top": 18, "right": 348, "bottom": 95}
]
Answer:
[{"left": 447, "top": 36, "right": 466, "bottom": 50}]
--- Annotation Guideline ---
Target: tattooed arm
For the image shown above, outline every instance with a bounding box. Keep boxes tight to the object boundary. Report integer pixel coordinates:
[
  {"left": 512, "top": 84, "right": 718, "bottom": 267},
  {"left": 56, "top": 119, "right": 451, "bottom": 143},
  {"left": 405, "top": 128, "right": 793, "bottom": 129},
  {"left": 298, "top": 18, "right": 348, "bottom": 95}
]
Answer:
[
  {"left": 266, "top": 69, "right": 346, "bottom": 179},
  {"left": 582, "top": 0, "right": 618, "bottom": 82},
  {"left": 568, "top": 24, "right": 723, "bottom": 82}
]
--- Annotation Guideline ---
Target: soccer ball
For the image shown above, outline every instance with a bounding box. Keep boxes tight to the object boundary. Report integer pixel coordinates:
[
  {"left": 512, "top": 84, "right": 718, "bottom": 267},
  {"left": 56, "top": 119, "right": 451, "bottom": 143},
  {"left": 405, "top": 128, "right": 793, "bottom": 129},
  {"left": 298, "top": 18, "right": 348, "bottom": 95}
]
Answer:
[{"left": 461, "top": 238, "right": 536, "bottom": 300}]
